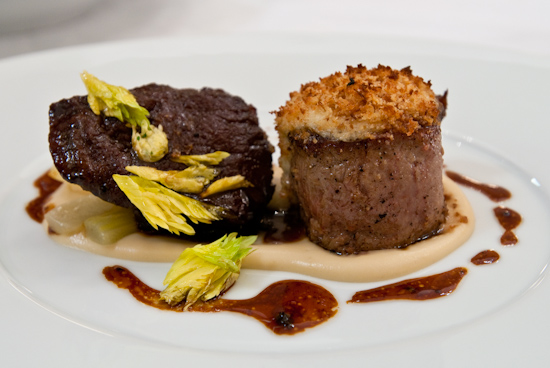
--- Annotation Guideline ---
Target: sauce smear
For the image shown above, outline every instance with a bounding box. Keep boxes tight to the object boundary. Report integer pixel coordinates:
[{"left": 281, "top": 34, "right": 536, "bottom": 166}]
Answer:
[
  {"left": 493, "top": 206, "right": 522, "bottom": 246},
  {"left": 103, "top": 266, "right": 337, "bottom": 335},
  {"left": 446, "top": 171, "right": 511, "bottom": 202},
  {"left": 471, "top": 250, "right": 500, "bottom": 265},
  {"left": 262, "top": 208, "right": 306, "bottom": 244},
  {"left": 348, "top": 267, "right": 467, "bottom": 303},
  {"left": 26, "top": 171, "right": 62, "bottom": 223}
]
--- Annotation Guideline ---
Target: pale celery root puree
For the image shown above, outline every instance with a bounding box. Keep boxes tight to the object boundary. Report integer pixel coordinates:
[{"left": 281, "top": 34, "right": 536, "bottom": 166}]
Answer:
[{"left": 45, "top": 170, "right": 474, "bottom": 283}]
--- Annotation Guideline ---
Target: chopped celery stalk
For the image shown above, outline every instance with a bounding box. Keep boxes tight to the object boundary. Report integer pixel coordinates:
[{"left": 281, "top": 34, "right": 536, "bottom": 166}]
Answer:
[
  {"left": 80, "top": 71, "right": 168, "bottom": 162},
  {"left": 170, "top": 151, "right": 230, "bottom": 166},
  {"left": 44, "top": 194, "right": 116, "bottom": 235},
  {"left": 125, "top": 165, "right": 218, "bottom": 193},
  {"left": 84, "top": 207, "right": 137, "bottom": 245},
  {"left": 201, "top": 175, "right": 253, "bottom": 198},
  {"left": 112, "top": 174, "right": 222, "bottom": 236},
  {"left": 160, "top": 233, "right": 256, "bottom": 309}
]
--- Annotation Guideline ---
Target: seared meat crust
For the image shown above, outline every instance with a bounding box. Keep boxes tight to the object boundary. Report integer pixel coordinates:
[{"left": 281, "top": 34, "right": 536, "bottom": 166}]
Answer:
[{"left": 49, "top": 84, "right": 273, "bottom": 235}]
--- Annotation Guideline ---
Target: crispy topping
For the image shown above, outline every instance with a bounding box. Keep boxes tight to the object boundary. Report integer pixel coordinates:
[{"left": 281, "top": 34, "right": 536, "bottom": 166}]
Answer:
[{"left": 274, "top": 64, "right": 444, "bottom": 142}]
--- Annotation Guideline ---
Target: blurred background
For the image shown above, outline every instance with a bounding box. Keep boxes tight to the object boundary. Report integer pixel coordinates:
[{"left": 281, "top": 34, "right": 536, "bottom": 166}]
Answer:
[{"left": 1, "top": 0, "right": 549, "bottom": 59}]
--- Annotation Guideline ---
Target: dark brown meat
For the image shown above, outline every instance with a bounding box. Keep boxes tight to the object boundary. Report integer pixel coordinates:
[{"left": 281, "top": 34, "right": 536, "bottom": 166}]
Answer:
[
  {"left": 287, "top": 126, "right": 446, "bottom": 254},
  {"left": 49, "top": 84, "right": 274, "bottom": 237}
]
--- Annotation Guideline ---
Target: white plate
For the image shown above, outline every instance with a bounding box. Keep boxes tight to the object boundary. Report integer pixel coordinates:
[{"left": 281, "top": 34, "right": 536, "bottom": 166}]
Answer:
[{"left": 1, "top": 34, "right": 550, "bottom": 367}]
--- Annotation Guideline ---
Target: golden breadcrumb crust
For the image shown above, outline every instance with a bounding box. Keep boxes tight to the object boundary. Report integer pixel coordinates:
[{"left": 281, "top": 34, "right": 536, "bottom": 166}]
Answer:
[{"left": 274, "top": 64, "right": 443, "bottom": 143}]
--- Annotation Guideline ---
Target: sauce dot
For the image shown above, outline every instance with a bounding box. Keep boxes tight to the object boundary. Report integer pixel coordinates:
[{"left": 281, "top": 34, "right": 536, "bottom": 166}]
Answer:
[{"left": 471, "top": 250, "right": 500, "bottom": 265}]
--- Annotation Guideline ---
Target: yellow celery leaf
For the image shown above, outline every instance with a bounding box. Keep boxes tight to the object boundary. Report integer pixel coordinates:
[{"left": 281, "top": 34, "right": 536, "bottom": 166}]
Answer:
[
  {"left": 160, "top": 233, "right": 256, "bottom": 309},
  {"left": 170, "top": 151, "right": 230, "bottom": 166},
  {"left": 125, "top": 165, "right": 218, "bottom": 193},
  {"left": 80, "top": 71, "right": 168, "bottom": 162},
  {"left": 112, "top": 174, "right": 221, "bottom": 235},
  {"left": 201, "top": 175, "right": 254, "bottom": 198},
  {"left": 80, "top": 71, "right": 150, "bottom": 132}
]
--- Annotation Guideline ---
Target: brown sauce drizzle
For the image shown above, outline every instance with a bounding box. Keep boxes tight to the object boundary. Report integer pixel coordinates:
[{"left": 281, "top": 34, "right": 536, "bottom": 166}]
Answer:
[
  {"left": 348, "top": 267, "right": 467, "bottom": 304},
  {"left": 103, "top": 265, "right": 338, "bottom": 335},
  {"left": 25, "top": 171, "right": 62, "bottom": 223},
  {"left": 445, "top": 171, "right": 511, "bottom": 202},
  {"left": 493, "top": 206, "right": 522, "bottom": 246},
  {"left": 262, "top": 208, "right": 306, "bottom": 244},
  {"left": 446, "top": 171, "right": 522, "bottom": 245},
  {"left": 471, "top": 250, "right": 500, "bottom": 265},
  {"left": 28, "top": 170, "right": 516, "bottom": 333}
]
